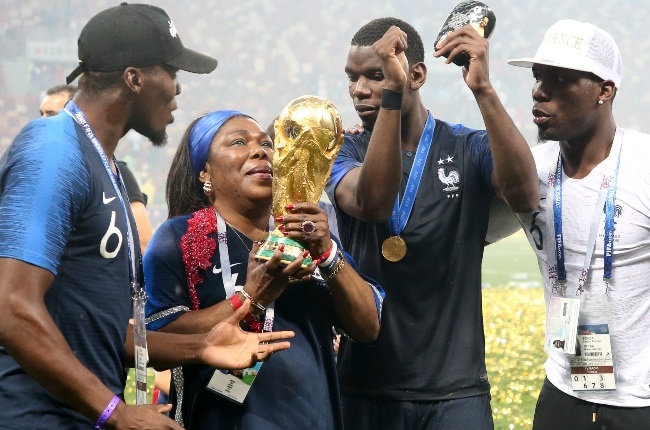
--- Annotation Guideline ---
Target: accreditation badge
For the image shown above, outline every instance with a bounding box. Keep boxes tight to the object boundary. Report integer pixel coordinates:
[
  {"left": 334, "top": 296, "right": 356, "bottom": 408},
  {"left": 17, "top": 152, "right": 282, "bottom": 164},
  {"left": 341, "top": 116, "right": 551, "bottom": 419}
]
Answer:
[
  {"left": 568, "top": 293, "right": 617, "bottom": 391},
  {"left": 132, "top": 282, "right": 149, "bottom": 406},
  {"left": 569, "top": 323, "right": 616, "bottom": 391},
  {"left": 544, "top": 296, "right": 580, "bottom": 355},
  {"left": 206, "top": 362, "right": 263, "bottom": 404}
]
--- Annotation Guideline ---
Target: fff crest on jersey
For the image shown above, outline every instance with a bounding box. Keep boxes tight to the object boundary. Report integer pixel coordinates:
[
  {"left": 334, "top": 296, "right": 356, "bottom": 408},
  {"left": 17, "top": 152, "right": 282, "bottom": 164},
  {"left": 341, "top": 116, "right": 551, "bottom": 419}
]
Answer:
[{"left": 437, "top": 154, "right": 461, "bottom": 198}]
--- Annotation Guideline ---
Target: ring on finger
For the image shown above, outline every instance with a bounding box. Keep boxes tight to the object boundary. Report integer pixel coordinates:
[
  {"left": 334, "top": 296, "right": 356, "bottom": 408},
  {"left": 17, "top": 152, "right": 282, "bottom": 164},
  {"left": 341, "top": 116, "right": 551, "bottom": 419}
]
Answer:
[{"left": 300, "top": 220, "right": 316, "bottom": 234}]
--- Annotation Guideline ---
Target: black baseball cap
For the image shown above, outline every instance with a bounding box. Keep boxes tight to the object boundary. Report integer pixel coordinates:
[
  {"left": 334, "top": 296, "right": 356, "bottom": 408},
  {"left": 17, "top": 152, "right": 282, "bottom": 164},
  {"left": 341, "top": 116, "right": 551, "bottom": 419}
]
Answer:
[{"left": 66, "top": 2, "right": 217, "bottom": 84}]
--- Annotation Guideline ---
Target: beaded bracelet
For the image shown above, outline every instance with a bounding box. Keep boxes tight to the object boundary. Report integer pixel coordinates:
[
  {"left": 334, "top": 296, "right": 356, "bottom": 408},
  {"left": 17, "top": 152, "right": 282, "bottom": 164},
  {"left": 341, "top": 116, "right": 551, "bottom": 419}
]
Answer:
[
  {"left": 239, "top": 289, "right": 266, "bottom": 313},
  {"left": 322, "top": 254, "right": 346, "bottom": 282},
  {"left": 94, "top": 394, "right": 120, "bottom": 429},
  {"left": 380, "top": 88, "right": 403, "bottom": 110}
]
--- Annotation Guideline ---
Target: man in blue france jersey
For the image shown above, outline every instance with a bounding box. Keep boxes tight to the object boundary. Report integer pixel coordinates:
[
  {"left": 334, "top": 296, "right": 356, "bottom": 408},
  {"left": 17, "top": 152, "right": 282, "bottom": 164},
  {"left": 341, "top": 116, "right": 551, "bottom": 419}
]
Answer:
[
  {"left": 325, "top": 18, "right": 538, "bottom": 429},
  {"left": 38, "top": 83, "right": 155, "bottom": 254},
  {"left": 0, "top": 3, "right": 293, "bottom": 429}
]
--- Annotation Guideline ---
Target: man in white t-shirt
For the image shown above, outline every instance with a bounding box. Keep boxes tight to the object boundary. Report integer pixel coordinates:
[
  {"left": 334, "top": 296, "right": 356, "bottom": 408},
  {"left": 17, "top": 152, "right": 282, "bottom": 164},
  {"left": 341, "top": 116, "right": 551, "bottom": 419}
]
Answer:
[{"left": 504, "top": 19, "right": 650, "bottom": 429}]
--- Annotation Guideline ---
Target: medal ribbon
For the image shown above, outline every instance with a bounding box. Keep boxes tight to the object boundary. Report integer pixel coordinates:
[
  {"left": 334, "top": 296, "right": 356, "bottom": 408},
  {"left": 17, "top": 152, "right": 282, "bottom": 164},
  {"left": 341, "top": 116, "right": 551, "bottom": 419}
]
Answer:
[
  {"left": 388, "top": 112, "right": 436, "bottom": 235},
  {"left": 546, "top": 128, "right": 624, "bottom": 294},
  {"left": 64, "top": 101, "right": 148, "bottom": 404}
]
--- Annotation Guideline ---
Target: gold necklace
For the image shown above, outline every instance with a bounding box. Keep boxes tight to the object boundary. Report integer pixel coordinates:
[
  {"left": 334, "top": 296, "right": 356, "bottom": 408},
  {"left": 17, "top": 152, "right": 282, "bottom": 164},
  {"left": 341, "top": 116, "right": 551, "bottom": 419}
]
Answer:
[
  {"left": 227, "top": 223, "right": 252, "bottom": 252},
  {"left": 226, "top": 222, "right": 268, "bottom": 252}
]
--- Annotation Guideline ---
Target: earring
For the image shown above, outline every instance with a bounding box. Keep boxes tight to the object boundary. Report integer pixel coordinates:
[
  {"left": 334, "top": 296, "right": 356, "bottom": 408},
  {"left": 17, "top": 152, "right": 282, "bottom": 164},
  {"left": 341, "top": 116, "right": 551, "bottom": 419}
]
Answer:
[
  {"left": 203, "top": 180, "right": 213, "bottom": 195},
  {"left": 598, "top": 100, "right": 604, "bottom": 105}
]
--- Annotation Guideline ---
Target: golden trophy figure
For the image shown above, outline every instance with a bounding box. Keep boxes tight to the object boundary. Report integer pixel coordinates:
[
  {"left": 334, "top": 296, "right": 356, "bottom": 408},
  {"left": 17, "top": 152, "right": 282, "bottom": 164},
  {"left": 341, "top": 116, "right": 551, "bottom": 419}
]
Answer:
[{"left": 255, "top": 95, "right": 344, "bottom": 266}]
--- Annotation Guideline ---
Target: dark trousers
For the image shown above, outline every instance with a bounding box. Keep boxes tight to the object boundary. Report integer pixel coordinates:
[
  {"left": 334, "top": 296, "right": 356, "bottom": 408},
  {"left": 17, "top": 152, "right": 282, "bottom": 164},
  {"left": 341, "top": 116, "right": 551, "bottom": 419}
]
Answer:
[
  {"left": 341, "top": 393, "right": 493, "bottom": 430},
  {"left": 533, "top": 377, "right": 650, "bottom": 430}
]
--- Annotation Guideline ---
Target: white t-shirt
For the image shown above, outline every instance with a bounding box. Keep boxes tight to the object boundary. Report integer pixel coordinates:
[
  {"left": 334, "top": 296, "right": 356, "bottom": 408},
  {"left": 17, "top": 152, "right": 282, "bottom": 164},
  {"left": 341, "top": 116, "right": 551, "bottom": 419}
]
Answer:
[
  {"left": 485, "top": 197, "right": 521, "bottom": 244},
  {"left": 512, "top": 128, "right": 650, "bottom": 407}
]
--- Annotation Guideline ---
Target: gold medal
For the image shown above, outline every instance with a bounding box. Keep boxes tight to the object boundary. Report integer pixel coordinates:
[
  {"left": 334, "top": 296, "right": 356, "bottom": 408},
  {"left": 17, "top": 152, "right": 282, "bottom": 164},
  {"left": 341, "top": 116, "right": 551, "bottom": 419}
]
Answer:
[{"left": 382, "top": 236, "right": 407, "bottom": 262}]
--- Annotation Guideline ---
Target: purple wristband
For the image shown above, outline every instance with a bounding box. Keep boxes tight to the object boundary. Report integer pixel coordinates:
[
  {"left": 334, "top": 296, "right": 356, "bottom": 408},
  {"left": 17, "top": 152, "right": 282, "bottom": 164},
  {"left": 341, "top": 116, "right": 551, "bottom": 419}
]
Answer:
[{"left": 94, "top": 394, "right": 120, "bottom": 429}]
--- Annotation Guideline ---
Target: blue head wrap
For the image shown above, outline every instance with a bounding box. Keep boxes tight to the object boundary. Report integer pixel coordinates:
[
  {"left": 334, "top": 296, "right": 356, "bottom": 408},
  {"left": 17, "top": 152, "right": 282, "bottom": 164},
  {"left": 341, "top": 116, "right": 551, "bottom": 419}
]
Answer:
[{"left": 188, "top": 110, "right": 252, "bottom": 176}]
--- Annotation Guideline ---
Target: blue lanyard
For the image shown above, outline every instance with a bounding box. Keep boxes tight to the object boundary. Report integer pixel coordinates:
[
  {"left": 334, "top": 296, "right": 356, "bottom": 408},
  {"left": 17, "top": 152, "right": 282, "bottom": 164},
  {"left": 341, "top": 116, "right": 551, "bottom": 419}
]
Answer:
[
  {"left": 389, "top": 112, "right": 435, "bottom": 235},
  {"left": 603, "top": 147, "right": 622, "bottom": 282},
  {"left": 552, "top": 157, "right": 566, "bottom": 281},
  {"left": 549, "top": 129, "right": 623, "bottom": 294},
  {"left": 64, "top": 101, "right": 137, "bottom": 286}
]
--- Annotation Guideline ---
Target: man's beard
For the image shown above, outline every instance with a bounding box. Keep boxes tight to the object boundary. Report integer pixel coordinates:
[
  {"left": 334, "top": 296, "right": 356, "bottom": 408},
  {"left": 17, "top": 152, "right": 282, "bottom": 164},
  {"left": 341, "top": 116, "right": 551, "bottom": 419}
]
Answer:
[
  {"left": 133, "top": 120, "right": 168, "bottom": 148},
  {"left": 537, "top": 127, "right": 554, "bottom": 144},
  {"left": 148, "top": 131, "right": 168, "bottom": 147}
]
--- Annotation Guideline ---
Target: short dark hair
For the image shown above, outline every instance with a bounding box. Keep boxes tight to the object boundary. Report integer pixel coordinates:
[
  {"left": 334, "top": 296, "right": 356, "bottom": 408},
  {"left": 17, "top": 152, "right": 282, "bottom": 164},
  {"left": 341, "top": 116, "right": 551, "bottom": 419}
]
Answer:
[
  {"left": 351, "top": 17, "right": 424, "bottom": 66},
  {"left": 77, "top": 65, "right": 158, "bottom": 95},
  {"left": 46, "top": 84, "right": 78, "bottom": 98},
  {"left": 78, "top": 70, "right": 124, "bottom": 94}
]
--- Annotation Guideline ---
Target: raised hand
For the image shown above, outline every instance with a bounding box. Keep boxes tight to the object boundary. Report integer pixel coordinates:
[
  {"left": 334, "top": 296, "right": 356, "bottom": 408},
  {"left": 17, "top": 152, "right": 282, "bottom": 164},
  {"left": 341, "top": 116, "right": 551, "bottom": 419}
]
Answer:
[
  {"left": 373, "top": 25, "right": 409, "bottom": 92},
  {"left": 433, "top": 24, "right": 492, "bottom": 95},
  {"left": 276, "top": 202, "right": 333, "bottom": 260},
  {"left": 243, "top": 239, "right": 315, "bottom": 305},
  {"left": 200, "top": 299, "right": 294, "bottom": 369}
]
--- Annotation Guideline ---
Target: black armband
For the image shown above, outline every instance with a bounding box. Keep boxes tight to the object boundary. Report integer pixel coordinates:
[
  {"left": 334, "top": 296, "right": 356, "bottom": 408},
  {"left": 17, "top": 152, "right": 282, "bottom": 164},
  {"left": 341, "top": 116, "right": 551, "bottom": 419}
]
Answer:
[{"left": 380, "top": 88, "right": 403, "bottom": 110}]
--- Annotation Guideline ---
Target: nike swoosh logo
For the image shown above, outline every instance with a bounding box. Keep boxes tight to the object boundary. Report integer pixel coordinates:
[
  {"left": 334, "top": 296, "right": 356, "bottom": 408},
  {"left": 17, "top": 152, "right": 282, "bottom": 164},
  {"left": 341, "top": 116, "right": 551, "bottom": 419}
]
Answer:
[
  {"left": 213, "top": 262, "right": 242, "bottom": 274},
  {"left": 103, "top": 192, "right": 116, "bottom": 204}
]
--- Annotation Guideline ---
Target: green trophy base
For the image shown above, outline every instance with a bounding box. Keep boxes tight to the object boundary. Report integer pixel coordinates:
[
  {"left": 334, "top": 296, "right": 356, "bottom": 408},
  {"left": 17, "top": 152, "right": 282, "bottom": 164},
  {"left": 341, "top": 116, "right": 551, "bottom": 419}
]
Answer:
[{"left": 255, "top": 228, "right": 313, "bottom": 268}]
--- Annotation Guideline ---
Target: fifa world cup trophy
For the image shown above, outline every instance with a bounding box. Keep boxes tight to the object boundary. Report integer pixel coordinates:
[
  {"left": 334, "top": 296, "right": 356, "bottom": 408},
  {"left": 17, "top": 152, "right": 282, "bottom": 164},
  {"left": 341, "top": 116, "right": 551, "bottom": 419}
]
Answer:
[{"left": 255, "top": 95, "right": 344, "bottom": 266}]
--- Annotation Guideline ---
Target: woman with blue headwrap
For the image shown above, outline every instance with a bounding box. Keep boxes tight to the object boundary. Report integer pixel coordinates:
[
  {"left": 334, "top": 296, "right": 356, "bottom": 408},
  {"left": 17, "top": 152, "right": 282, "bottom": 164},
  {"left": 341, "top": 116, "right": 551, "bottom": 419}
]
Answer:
[{"left": 143, "top": 110, "right": 383, "bottom": 429}]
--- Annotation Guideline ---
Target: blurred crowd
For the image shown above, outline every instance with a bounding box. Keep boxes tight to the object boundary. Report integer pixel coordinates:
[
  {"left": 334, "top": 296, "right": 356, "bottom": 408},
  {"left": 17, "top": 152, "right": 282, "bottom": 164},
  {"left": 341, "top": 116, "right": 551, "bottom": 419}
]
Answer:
[{"left": 1, "top": 0, "right": 648, "bottom": 228}]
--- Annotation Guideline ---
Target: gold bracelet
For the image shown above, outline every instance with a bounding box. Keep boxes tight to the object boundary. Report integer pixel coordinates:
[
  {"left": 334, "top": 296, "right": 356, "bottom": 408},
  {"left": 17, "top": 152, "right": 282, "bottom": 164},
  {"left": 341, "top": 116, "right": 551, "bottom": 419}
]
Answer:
[
  {"left": 238, "top": 289, "right": 266, "bottom": 312},
  {"left": 322, "top": 255, "right": 345, "bottom": 282}
]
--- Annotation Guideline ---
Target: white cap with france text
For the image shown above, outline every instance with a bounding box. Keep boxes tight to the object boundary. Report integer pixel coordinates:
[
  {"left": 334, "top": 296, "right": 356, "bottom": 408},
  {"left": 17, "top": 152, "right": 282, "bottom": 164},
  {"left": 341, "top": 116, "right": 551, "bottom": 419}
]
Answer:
[{"left": 508, "top": 19, "right": 622, "bottom": 88}]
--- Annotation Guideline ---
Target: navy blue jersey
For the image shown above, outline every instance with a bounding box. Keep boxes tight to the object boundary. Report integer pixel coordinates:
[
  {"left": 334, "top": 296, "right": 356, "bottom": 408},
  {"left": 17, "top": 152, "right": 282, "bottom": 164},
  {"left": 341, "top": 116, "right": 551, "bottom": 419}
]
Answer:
[
  {"left": 145, "top": 212, "right": 383, "bottom": 429},
  {"left": 0, "top": 113, "right": 138, "bottom": 428},
  {"left": 325, "top": 118, "right": 494, "bottom": 401}
]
